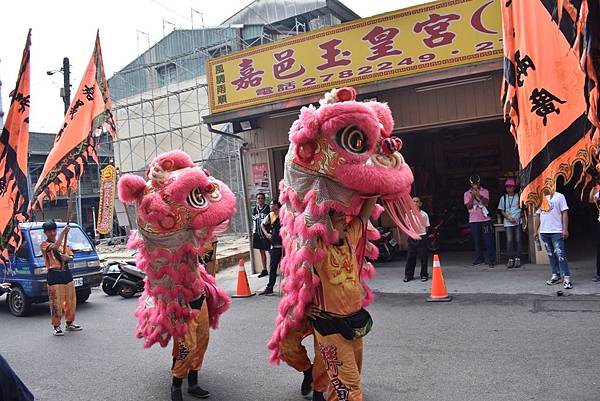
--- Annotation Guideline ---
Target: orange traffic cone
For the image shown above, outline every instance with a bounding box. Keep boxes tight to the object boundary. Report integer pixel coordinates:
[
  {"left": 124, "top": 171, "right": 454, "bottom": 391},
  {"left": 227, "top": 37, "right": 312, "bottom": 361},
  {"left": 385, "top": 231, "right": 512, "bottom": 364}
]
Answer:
[
  {"left": 232, "top": 259, "right": 256, "bottom": 298},
  {"left": 427, "top": 254, "right": 451, "bottom": 302}
]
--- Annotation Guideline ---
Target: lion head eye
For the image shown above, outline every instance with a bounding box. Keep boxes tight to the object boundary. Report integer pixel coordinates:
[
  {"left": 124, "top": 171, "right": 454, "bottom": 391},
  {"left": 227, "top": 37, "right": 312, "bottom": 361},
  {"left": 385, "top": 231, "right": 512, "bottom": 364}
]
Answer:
[
  {"left": 187, "top": 188, "right": 208, "bottom": 209},
  {"left": 337, "top": 126, "right": 368, "bottom": 154}
]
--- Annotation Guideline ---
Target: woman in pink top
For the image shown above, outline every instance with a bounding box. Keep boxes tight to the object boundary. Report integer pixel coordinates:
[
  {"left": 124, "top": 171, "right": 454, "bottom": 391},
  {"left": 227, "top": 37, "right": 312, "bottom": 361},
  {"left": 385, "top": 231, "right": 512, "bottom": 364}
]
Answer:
[{"left": 463, "top": 175, "right": 496, "bottom": 267}]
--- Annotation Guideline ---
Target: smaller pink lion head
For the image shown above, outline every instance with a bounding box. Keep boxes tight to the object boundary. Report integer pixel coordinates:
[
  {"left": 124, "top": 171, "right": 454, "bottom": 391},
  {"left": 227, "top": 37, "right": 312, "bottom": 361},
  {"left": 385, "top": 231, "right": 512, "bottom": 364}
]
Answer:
[{"left": 118, "top": 150, "right": 236, "bottom": 243}]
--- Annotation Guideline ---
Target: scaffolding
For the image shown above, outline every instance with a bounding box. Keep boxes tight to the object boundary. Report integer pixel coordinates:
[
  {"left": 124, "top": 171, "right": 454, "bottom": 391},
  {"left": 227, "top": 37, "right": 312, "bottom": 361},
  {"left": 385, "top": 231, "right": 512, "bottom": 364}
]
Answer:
[
  {"left": 108, "top": 0, "right": 358, "bottom": 234},
  {"left": 110, "top": 26, "right": 246, "bottom": 232}
]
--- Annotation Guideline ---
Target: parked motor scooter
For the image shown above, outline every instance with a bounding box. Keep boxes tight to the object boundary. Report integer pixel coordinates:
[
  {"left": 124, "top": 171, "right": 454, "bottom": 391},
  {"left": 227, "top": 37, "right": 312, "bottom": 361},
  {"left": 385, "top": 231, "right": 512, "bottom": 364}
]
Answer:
[
  {"left": 102, "top": 260, "right": 144, "bottom": 298},
  {"left": 101, "top": 261, "right": 121, "bottom": 296},
  {"left": 373, "top": 227, "right": 400, "bottom": 262},
  {"left": 427, "top": 207, "right": 471, "bottom": 252}
]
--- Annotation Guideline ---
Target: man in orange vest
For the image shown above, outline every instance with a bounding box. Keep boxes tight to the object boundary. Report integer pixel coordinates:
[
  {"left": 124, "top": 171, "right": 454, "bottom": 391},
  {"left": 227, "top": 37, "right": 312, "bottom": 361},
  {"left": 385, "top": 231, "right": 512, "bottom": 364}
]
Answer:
[{"left": 40, "top": 221, "right": 82, "bottom": 336}]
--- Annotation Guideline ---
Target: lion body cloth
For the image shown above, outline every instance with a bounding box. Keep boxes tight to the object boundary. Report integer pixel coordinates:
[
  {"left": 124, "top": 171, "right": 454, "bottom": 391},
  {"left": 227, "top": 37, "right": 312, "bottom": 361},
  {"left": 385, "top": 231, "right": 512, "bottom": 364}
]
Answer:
[
  {"left": 268, "top": 87, "right": 422, "bottom": 363},
  {"left": 118, "top": 150, "right": 236, "bottom": 348}
]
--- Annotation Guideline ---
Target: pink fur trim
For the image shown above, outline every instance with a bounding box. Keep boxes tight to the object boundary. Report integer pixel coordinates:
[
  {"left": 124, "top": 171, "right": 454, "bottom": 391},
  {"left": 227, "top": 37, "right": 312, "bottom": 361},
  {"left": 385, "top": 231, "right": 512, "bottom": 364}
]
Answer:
[
  {"left": 138, "top": 192, "right": 171, "bottom": 223},
  {"left": 365, "top": 101, "right": 394, "bottom": 137},
  {"left": 118, "top": 174, "right": 147, "bottom": 204},
  {"left": 289, "top": 106, "right": 319, "bottom": 144}
]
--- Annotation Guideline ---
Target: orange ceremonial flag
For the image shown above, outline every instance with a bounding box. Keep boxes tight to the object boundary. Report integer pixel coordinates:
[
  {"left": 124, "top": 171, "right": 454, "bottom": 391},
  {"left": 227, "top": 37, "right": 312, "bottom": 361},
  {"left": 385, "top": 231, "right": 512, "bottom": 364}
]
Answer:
[
  {"left": 569, "top": 0, "right": 600, "bottom": 167},
  {"left": 30, "top": 31, "right": 115, "bottom": 211},
  {"left": 501, "top": 0, "right": 595, "bottom": 207},
  {"left": 0, "top": 30, "right": 31, "bottom": 266}
]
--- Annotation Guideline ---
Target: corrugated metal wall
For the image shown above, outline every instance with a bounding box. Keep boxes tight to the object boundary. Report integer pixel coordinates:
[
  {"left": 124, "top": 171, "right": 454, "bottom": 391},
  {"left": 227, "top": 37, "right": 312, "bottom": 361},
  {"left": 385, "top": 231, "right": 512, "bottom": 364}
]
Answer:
[
  {"left": 381, "top": 72, "right": 503, "bottom": 132},
  {"left": 242, "top": 69, "right": 505, "bottom": 198},
  {"left": 244, "top": 114, "right": 297, "bottom": 150},
  {"left": 244, "top": 70, "right": 503, "bottom": 152}
]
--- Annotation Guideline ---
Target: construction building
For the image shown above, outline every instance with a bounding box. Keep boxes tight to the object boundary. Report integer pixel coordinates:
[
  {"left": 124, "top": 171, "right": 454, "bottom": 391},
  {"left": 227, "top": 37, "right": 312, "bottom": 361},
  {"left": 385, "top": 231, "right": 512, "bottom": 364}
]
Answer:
[{"left": 108, "top": 0, "right": 360, "bottom": 233}]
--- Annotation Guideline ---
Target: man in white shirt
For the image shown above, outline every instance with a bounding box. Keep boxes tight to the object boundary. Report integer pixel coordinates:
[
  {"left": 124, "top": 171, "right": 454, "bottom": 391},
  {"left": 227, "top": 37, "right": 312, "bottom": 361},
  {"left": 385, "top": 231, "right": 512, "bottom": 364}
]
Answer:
[
  {"left": 534, "top": 190, "right": 572, "bottom": 289},
  {"left": 404, "top": 197, "right": 431, "bottom": 282}
]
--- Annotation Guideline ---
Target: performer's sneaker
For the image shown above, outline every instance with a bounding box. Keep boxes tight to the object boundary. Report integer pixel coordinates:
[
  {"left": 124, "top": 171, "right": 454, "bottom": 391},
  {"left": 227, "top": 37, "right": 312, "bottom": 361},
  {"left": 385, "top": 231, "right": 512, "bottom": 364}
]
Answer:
[
  {"left": 546, "top": 275, "right": 563, "bottom": 286},
  {"left": 507, "top": 259, "right": 514, "bottom": 269},
  {"left": 66, "top": 322, "right": 83, "bottom": 331},
  {"left": 53, "top": 326, "right": 64, "bottom": 336},
  {"left": 258, "top": 270, "right": 268, "bottom": 278},
  {"left": 301, "top": 366, "right": 313, "bottom": 396},
  {"left": 171, "top": 386, "right": 183, "bottom": 401},
  {"left": 514, "top": 258, "right": 522, "bottom": 268},
  {"left": 312, "top": 391, "right": 326, "bottom": 401},
  {"left": 563, "top": 280, "right": 573, "bottom": 289},
  {"left": 188, "top": 385, "right": 210, "bottom": 399}
]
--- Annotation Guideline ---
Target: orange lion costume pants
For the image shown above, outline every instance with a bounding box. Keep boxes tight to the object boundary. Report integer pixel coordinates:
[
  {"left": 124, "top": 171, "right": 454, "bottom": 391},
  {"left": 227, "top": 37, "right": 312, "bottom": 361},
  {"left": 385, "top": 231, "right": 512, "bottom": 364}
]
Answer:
[
  {"left": 279, "top": 319, "right": 328, "bottom": 393},
  {"left": 171, "top": 302, "right": 210, "bottom": 379},
  {"left": 315, "top": 332, "right": 364, "bottom": 401},
  {"left": 47, "top": 282, "right": 76, "bottom": 327}
]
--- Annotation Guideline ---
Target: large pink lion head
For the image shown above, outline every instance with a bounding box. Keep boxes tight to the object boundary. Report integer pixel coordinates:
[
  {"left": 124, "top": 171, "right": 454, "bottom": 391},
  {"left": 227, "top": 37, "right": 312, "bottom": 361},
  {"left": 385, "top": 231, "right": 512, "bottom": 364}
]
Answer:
[
  {"left": 118, "top": 150, "right": 236, "bottom": 247},
  {"left": 281, "top": 87, "right": 420, "bottom": 237},
  {"left": 287, "top": 87, "right": 411, "bottom": 201}
]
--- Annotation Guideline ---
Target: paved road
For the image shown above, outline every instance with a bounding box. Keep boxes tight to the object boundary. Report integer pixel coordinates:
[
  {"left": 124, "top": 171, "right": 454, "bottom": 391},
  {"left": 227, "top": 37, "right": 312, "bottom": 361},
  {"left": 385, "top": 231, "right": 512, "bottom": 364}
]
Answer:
[{"left": 1, "top": 289, "right": 599, "bottom": 401}]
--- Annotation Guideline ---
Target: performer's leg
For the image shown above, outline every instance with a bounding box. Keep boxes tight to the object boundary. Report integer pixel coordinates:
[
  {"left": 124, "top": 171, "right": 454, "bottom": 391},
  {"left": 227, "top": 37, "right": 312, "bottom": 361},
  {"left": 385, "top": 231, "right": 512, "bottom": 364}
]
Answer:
[
  {"left": 172, "top": 304, "right": 210, "bottom": 398},
  {"left": 279, "top": 321, "right": 312, "bottom": 373},
  {"left": 353, "top": 338, "right": 364, "bottom": 373},
  {"left": 312, "top": 334, "right": 328, "bottom": 393},
  {"left": 279, "top": 320, "right": 315, "bottom": 395},
  {"left": 315, "top": 332, "right": 363, "bottom": 401},
  {"left": 64, "top": 281, "right": 77, "bottom": 324},
  {"left": 57, "top": 283, "right": 68, "bottom": 326},
  {"left": 47, "top": 284, "right": 61, "bottom": 328}
]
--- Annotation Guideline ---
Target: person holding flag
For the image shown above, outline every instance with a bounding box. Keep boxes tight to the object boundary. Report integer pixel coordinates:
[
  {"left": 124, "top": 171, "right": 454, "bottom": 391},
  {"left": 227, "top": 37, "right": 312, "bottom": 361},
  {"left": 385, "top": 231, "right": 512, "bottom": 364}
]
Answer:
[{"left": 40, "top": 221, "right": 82, "bottom": 336}]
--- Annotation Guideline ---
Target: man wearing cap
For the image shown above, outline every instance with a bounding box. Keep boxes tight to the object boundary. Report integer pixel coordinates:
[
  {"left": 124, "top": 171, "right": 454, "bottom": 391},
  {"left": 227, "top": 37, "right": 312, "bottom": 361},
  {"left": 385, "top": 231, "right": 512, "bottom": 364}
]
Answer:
[
  {"left": 40, "top": 221, "right": 82, "bottom": 336},
  {"left": 498, "top": 178, "right": 523, "bottom": 268},
  {"left": 464, "top": 176, "right": 496, "bottom": 267}
]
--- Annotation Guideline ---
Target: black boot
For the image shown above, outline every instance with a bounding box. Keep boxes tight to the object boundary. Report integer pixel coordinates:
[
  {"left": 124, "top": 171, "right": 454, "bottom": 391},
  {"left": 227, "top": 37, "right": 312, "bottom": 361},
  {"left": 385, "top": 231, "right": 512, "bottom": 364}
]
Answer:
[
  {"left": 170, "top": 386, "right": 183, "bottom": 401},
  {"left": 312, "top": 390, "right": 326, "bottom": 401},
  {"left": 188, "top": 370, "right": 210, "bottom": 399},
  {"left": 188, "top": 386, "right": 210, "bottom": 399},
  {"left": 301, "top": 366, "right": 313, "bottom": 396}
]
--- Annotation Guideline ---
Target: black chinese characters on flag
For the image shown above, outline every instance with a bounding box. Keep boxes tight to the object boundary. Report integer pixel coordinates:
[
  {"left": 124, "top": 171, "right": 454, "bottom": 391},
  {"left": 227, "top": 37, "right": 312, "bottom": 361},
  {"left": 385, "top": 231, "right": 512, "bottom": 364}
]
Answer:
[
  {"left": 30, "top": 31, "right": 115, "bottom": 212},
  {"left": 501, "top": 0, "right": 600, "bottom": 207},
  {"left": 0, "top": 30, "right": 31, "bottom": 267}
]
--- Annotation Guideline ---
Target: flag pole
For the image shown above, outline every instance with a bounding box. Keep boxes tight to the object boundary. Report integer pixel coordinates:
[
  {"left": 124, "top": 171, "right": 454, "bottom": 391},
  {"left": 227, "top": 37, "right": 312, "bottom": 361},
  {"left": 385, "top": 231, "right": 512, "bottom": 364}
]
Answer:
[{"left": 62, "top": 190, "right": 75, "bottom": 252}]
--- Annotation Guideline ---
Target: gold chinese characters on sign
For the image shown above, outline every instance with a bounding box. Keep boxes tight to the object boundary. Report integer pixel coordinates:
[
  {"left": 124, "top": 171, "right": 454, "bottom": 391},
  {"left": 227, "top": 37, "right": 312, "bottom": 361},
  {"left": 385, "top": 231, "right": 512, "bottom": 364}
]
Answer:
[
  {"left": 207, "top": 0, "right": 503, "bottom": 114},
  {"left": 97, "top": 165, "right": 116, "bottom": 235}
]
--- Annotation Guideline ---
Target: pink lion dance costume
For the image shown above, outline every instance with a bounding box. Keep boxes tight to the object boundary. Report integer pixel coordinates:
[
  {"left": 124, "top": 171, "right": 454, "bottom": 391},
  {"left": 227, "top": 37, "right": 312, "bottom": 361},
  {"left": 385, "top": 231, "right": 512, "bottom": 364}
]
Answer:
[
  {"left": 118, "top": 150, "right": 236, "bottom": 400},
  {"left": 268, "top": 87, "right": 421, "bottom": 401}
]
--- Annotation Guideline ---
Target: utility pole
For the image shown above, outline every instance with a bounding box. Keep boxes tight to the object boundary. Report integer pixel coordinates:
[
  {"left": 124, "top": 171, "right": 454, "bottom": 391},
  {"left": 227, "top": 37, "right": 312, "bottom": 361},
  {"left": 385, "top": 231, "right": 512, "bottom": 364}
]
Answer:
[
  {"left": 50, "top": 57, "right": 82, "bottom": 227},
  {"left": 61, "top": 57, "right": 71, "bottom": 114}
]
